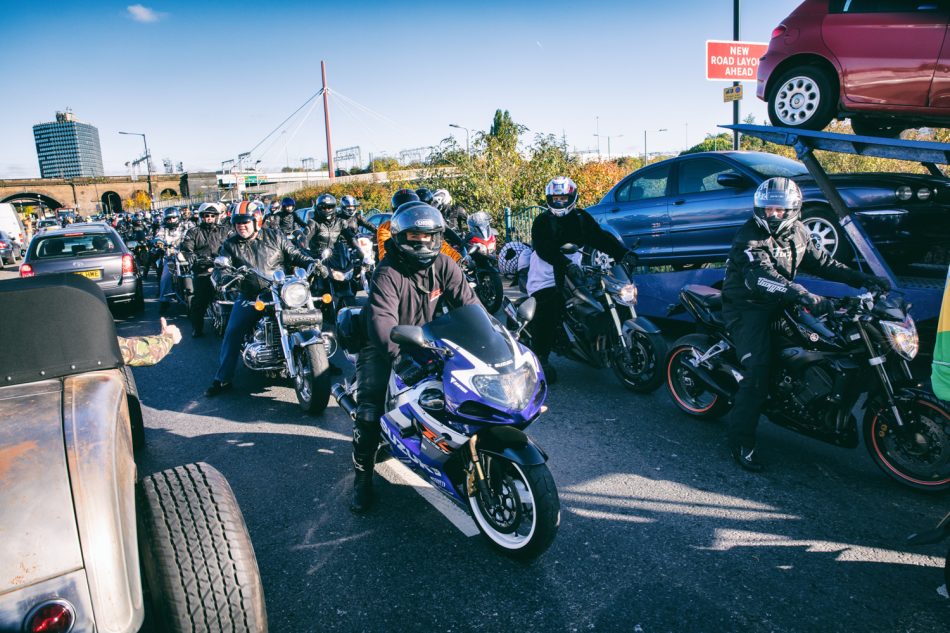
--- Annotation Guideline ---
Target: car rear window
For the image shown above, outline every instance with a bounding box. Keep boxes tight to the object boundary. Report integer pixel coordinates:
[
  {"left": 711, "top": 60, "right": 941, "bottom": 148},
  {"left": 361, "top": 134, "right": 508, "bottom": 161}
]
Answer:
[
  {"left": 31, "top": 233, "right": 120, "bottom": 259},
  {"left": 830, "top": 0, "right": 931, "bottom": 13}
]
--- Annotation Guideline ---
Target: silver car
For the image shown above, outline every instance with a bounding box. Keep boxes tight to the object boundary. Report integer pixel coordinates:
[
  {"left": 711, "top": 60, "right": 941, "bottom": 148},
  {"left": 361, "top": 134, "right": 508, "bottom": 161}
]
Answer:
[
  {"left": 0, "top": 275, "right": 267, "bottom": 632},
  {"left": 20, "top": 223, "right": 144, "bottom": 313},
  {"left": 0, "top": 230, "right": 22, "bottom": 267}
]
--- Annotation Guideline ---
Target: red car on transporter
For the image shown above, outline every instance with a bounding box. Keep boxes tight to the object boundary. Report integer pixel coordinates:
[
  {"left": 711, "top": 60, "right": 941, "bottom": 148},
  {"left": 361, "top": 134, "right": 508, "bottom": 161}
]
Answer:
[{"left": 757, "top": 0, "right": 950, "bottom": 137}]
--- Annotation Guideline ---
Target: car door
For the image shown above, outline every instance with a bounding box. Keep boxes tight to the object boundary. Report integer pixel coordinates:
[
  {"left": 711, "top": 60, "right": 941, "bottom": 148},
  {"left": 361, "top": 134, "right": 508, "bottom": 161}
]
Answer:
[
  {"left": 823, "top": 0, "right": 949, "bottom": 107},
  {"left": 668, "top": 157, "right": 756, "bottom": 263},
  {"left": 599, "top": 163, "right": 672, "bottom": 261}
]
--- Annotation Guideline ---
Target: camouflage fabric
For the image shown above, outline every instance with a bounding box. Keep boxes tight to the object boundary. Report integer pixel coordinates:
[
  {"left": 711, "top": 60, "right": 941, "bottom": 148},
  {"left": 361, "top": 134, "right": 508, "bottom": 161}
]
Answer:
[{"left": 117, "top": 333, "right": 176, "bottom": 367}]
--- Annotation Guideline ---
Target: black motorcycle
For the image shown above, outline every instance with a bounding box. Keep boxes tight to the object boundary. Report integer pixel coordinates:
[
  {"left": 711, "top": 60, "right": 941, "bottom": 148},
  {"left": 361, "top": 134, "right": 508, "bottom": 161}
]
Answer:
[
  {"left": 504, "top": 246, "right": 668, "bottom": 393},
  {"left": 126, "top": 239, "right": 151, "bottom": 279},
  {"left": 666, "top": 284, "right": 950, "bottom": 491}
]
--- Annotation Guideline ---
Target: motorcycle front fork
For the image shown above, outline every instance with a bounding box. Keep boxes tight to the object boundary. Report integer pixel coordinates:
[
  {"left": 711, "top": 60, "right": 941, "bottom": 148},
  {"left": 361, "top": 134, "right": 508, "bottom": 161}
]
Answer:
[{"left": 856, "top": 321, "right": 906, "bottom": 427}]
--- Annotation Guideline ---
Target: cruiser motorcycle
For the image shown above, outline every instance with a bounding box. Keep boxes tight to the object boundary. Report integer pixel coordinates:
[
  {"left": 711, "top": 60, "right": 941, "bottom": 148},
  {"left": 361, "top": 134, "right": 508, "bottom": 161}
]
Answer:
[
  {"left": 666, "top": 284, "right": 950, "bottom": 491},
  {"left": 331, "top": 300, "right": 560, "bottom": 560},
  {"left": 214, "top": 257, "right": 332, "bottom": 414},
  {"left": 506, "top": 246, "right": 667, "bottom": 393}
]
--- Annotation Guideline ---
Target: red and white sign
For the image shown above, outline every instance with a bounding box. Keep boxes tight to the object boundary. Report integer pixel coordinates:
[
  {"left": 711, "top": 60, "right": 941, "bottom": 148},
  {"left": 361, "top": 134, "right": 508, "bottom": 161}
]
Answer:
[{"left": 706, "top": 40, "right": 769, "bottom": 81}]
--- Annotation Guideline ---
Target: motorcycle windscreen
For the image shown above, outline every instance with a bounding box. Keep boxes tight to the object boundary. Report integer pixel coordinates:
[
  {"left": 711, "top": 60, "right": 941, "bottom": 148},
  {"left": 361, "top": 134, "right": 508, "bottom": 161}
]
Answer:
[{"left": 424, "top": 304, "right": 515, "bottom": 368}]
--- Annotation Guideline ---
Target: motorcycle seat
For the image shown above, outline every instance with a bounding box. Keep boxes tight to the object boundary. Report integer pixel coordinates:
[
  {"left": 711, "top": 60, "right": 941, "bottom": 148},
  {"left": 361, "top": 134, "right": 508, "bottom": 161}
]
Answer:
[{"left": 682, "top": 284, "right": 722, "bottom": 311}]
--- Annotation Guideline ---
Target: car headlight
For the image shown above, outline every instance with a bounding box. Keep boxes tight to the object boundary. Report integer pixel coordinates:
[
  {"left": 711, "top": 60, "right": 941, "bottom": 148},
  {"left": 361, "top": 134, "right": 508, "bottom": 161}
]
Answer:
[
  {"left": 917, "top": 187, "right": 932, "bottom": 201},
  {"left": 895, "top": 186, "right": 913, "bottom": 201},
  {"left": 880, "top": 316, "right": 918, "bottom": 360},
  {"left": 471, "top": 363, "right": 538, "bottom": 411},
  {"left": 280, "top": 281, "right": 310, "bottom": 308}
]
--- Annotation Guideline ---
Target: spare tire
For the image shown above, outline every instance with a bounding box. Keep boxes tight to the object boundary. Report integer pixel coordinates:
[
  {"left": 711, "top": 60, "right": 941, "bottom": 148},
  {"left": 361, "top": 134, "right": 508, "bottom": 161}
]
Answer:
[{"left": 138, "top": 462, "right": 267, "bottom": 633}]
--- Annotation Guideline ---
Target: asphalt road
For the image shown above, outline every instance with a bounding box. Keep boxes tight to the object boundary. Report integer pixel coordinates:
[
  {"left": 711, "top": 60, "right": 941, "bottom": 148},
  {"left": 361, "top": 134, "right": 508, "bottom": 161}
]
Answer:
[{"left": 4, "top": 267, "right": 949, "bottom": 632}]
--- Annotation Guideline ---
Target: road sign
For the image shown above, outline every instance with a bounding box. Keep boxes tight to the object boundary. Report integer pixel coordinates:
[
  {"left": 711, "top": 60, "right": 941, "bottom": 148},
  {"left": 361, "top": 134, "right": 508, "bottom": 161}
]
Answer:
[
  {"left": 706, "top": 40, "right": 768, "bottom": 81},
  {"left": 244, "top": 175, "right": 258, "bottom": 185},
  {"left": 724, "top": 85, "right": 743, "bottom": 102}
]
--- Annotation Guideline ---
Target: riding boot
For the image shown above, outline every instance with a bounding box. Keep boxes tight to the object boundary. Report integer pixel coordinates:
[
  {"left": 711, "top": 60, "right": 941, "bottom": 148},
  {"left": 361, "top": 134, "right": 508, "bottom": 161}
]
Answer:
[{"left": 350, "top": 414, "right": 379, "bottom": 514}]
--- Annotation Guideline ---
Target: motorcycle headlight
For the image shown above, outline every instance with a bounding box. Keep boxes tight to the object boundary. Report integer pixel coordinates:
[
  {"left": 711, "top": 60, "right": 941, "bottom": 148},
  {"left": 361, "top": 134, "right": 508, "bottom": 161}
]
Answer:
[
  {"left": 280, "top": 281, "right": 310, "bottom": 308},
  {"left": 471, "top": 363, "right": 538, "bottom": 411},
  {"left": 617, "top": 283, "right": 638, "bottom": 306},
  {"left": 880, "top": 316, "right": 918, "bottom": 360},
  {"left": 331, "top": 270, "right": 346, "bottom": 282},
  {"left": 895, "top": 186, "right": 913, "bottom": 201}
]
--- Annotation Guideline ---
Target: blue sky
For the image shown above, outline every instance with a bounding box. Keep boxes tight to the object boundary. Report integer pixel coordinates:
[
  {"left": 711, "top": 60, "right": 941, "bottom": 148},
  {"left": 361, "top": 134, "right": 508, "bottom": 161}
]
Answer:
[{"left": 0, "top": 0, "right": 801, "bottom": 178}]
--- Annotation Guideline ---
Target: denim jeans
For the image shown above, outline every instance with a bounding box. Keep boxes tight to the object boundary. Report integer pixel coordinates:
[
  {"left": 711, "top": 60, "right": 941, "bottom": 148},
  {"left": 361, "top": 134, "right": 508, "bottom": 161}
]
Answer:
[{"left": 213, "top": 299, "right": 260, "bottom": 383}]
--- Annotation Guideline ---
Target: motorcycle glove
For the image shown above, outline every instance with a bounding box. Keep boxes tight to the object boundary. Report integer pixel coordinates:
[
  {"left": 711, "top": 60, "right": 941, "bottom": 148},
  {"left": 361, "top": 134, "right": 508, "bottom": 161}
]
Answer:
[
  {"left": 307, "top": 261, "right": 330, "bottom": 279},
  {"left": 565, "top": 263, "right": 586, "bottom": 288},
  {"left": 799, "top": 292, "right": 833, "bottom": 317},
  {"left": 620, "top": 251, "right": 639, "bottom": 271},
  {"left": 858, "top": 272, "right": 892, "bottom": 292}
]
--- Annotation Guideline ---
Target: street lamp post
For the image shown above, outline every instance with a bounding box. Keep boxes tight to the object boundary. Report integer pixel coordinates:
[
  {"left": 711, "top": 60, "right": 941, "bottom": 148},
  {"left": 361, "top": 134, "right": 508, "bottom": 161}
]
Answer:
[
  {"left": 594, "top": 133, "right": 624, "bottom": 160},
  {"left": 449, "top": 123, "right": 470, "bottom": 155},
  {"left": 119, "top": 131, "right": 153, "bottom": 210},
  {"left": 643, "top": 128, "right": 668, "bottom": 165}
]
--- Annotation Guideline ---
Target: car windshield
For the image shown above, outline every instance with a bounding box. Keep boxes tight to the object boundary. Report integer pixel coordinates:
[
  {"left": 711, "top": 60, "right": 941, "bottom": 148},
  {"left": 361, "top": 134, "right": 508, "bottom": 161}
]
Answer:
[
  {"left": 32, "top": 233, "right": 120, "bottom": 259},
  {"left": 731, "top": 153, "right": 808, "bottom": 178}
]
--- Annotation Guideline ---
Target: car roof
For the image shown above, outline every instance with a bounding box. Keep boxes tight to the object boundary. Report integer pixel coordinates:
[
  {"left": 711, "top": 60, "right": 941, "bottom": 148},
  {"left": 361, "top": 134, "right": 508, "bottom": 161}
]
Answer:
[
  {"left": 36, "top": 223, "right": 116, "bottom": 236},
  {"left": 0, "top": 275, "right": 123, "bottom": 386}
]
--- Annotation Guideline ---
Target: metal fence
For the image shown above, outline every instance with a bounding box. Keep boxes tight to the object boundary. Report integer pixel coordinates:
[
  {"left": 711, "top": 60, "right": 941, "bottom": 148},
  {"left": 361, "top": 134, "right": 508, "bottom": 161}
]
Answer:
[{"left": 503, "top": 205, "right": 545, "bottom": 243}]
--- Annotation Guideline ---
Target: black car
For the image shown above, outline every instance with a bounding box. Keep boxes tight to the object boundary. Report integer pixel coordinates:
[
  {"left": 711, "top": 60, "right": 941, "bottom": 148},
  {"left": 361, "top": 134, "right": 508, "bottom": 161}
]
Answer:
[{"left": 587, "top": 151, "right": 949, "bottom": 280}]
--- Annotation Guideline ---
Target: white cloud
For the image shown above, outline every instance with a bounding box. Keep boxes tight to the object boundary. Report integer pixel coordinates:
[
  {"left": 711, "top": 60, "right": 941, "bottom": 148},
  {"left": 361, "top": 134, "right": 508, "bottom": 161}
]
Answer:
[{"left": 127, "top": 4, "right": 163, "bottom": 23}]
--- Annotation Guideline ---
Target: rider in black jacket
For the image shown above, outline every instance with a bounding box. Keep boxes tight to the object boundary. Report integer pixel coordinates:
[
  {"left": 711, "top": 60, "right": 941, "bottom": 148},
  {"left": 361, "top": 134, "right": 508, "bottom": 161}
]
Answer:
[
  {"left": 338, "top": 195, "right": 376, "bottom": 233},
  {"left": 205, "top": 201, "right": 323, "bottom": 397},
  {"left": 528, "top": 176, "right": 637, "bottom": 383},
  {"left": 264, "top": 196, "right": 307, "bottom": 236},
  {"left": 721, "top": 177, "right": 890, "bottom": 471},
  {"left": 350, "top": 201, "right": 479, "bottom": 513},
  {"left": 306, "top": 193, "right": 361, "bottom": 255},
  {"left": 181, "top": 202, "right": 231, "bottom": 337}
]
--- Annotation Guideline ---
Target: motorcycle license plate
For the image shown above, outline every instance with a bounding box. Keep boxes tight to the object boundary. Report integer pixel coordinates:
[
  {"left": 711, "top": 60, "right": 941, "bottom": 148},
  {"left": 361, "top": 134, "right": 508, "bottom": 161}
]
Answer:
[{"left": 75, "top": 269, "right": 102, "bottom": 280}]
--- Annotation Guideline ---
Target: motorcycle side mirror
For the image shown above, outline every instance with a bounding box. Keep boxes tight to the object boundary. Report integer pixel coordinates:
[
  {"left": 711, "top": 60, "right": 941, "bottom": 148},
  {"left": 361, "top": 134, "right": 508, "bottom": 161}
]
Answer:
[
  {"left": 391, "top": 325, "right": 428, "bottom": 349},
  {"left": 213, "top": 255, "right": 232, "bottom": 269},
  {"left": 517, "top": 297, "right": 537, "bottom": 323},
  {"left": 560, "top": 243, "right": 579, "bottom": 254}
]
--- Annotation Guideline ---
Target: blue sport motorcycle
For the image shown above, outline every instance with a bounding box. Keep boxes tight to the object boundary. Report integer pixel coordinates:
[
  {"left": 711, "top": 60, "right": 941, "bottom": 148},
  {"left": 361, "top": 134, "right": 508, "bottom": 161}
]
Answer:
[{"left": 332, "top": 300, "right": 560, "bottom": 560}]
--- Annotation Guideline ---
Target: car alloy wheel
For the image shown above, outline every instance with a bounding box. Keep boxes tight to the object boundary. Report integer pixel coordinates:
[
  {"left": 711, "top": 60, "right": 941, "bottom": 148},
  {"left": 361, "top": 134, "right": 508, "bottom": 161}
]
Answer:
[
  {"left": 804, "top": 215, "right": 839, "bottom": 257},
  {"left": 774, "top": 75, "right": 822, "bottom": 127}
]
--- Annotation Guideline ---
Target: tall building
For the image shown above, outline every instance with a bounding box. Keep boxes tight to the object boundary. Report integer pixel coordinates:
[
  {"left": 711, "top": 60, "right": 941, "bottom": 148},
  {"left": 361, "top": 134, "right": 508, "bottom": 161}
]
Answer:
[{"left": 33, "top": 110, "right": 104, "bottom": 178}]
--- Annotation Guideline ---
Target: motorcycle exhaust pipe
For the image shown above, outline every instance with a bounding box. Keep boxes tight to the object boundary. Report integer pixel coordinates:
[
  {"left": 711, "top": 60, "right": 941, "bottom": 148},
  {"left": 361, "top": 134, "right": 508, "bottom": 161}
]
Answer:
[
  {"left": 688, "top": 363, "right": 736, "bottom": 399},
  {"left": 331, "top": 383, "right": 357, "bottom": 419}
]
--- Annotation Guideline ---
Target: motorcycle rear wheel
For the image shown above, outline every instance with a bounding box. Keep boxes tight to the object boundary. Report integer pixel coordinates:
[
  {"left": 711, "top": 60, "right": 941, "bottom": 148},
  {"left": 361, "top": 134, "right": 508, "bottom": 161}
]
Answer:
[
  {"left": 863, "top": 392, "right": 950, "bottom": 492},
  {"left": 609, "top": 330, "right": 668, "bottom": 393},
  {"left": 666, "top": 335, "right": 732, "bottom": 420},
  {"left": 468, "top": 458, "right": 559, "bottom": 561},
  {"left": 294, "top": 344, "right": 331, "bottom": 415}
]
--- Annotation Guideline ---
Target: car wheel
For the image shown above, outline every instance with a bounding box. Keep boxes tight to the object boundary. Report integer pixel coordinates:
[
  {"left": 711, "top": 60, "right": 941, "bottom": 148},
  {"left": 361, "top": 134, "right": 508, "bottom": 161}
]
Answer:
[
  {"left": 138, "top": 463, "right": 267, "bottom": 633},
  {"left": 801, "top": 206, "right": 853, "bottom": 263},
  {"left": 768, "top": 65, "right": 837, "bottom": 131},
  {"left": 850, "top": 116, "right": 905, "bottom": 139}
]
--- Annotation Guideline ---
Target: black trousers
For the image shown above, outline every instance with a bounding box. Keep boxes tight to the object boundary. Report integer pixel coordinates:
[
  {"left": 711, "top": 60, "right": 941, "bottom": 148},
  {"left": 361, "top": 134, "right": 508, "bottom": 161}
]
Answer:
[
  {"left": 353, "top": 344, "right": 391, "bottom": 470},
  {"left": 528, "top": 286, "right": 564, "bottom": 361},
  {"left": 722, "top": 301, "right": 775, "bottom": 449},
  {"left": 189, "top": 274, "right": 214, "bottom": 334}
]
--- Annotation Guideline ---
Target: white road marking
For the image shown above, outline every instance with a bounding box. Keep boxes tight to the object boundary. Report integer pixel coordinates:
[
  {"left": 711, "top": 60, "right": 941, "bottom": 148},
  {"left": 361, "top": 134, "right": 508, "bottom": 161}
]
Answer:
[{"left": 376, "top": 458, "right": 479, "bottom": 537}]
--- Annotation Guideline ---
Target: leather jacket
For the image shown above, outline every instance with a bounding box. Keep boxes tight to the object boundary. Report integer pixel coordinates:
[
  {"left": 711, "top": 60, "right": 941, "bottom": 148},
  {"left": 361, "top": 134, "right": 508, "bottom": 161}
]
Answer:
[
  {"left": 218, "top": 228, "right": 316, "bottom": 298},
  {"left": 181, "top": 223, "right": 231, "bottom": 275},
  {"left": 264, "top": 210, "right": 305, "bottom": 235},
  {"left": 306, "top": 216, "right": 358, "bottom": 256},
  {"left": 723, "top": 218, "right": 863, "bottom": 308},
  {"left": 154, "top": 225, "right": 185, "bottom": 249}
]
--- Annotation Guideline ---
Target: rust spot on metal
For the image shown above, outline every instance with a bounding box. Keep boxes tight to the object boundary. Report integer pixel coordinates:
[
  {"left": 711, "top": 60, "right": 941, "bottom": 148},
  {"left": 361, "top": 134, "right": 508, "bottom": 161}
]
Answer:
[{"left": 0, "top": 440, "right": 39, "bottom": 480}]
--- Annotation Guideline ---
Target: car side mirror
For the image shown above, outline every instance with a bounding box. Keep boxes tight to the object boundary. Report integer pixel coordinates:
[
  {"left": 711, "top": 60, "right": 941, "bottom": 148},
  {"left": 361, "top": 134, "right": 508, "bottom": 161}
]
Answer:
[
  {"left": 717, "top": 173, "right": 750, "bottom": 189},
  {"left": 390, "top": 325, "right": 427, "bottom": 348},
  {"left": 516, "top": 297, "right": 537, "bottom": 323}
]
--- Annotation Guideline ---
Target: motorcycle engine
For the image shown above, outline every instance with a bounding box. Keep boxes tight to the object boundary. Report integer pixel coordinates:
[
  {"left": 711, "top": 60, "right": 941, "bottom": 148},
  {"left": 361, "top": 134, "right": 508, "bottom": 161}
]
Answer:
[
  {"left": 774, "top": 364, "right": 835, "bottom": 415},
  {"left": 242, "top": 319, "right": 283, "bottom": 369}
]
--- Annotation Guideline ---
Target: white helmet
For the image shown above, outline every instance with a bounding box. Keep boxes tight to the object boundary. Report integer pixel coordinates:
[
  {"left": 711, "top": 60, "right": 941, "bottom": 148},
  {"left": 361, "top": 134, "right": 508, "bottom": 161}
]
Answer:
[
  {"left": 545, "top": 176, "right": 578, "bottom": 216},
  {"left": 431, "top": 188, "right": 452, "bottom": 211}
]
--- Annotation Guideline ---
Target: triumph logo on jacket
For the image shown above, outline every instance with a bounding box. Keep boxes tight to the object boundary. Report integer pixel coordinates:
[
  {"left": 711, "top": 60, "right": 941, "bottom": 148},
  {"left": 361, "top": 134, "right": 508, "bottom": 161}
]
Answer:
[{"left": 757, "top": 278, "right": 788, "bottom": 294}]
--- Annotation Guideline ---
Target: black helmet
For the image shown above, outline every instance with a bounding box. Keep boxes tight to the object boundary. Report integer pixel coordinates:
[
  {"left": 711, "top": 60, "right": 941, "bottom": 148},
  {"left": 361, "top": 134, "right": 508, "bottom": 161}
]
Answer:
[
  {"left": 338, "top": 194, "right": 359, "bottom": 219},
  {"left": 281, "top": 196, "right": 296, "bottom": 212},
  {"left": 162, "top": 207, "right": 181, "bottom": 227},
  {"left": 313, "top": 193, "right": 337, "bottom": 222},
  {"left": 269, "top": 199, "right": 280, "bottom": 212},
  {"left": 391, "top": 188, "right": 419, "bottom": 212},
  {"left": 414, "top": 187, "right": 434, "bottom": 205},
  {"left": 753, "top": 177, "right": 802, "bottom": 237},
  {"left": 390, "top": 201, "right": 445, "bottom": 270}
]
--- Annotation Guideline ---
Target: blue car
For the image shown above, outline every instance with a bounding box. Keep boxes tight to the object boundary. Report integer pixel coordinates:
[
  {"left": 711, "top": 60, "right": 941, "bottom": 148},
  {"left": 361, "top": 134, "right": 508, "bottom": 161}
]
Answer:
[{"left": 587, "top": 151, "right": 950, "bottom": 281}]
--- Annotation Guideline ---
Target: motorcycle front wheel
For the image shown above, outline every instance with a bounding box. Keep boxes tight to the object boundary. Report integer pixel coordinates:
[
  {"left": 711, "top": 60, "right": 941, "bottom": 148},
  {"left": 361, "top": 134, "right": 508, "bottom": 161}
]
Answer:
[
  {"left": 294, "top": 344, "right": 331, "bottom": 415},
  {"left": 475, "top": 269, "right": 504, "bottom": 314},
  {"left": 863, "top": 392, "right": 950, "bottom": 492},
  {"left": 468, "top": 457, "right": 559, "bottom": 561},
  {"left": 609, "top": 329, "right": 668, "bottom": 393}
]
